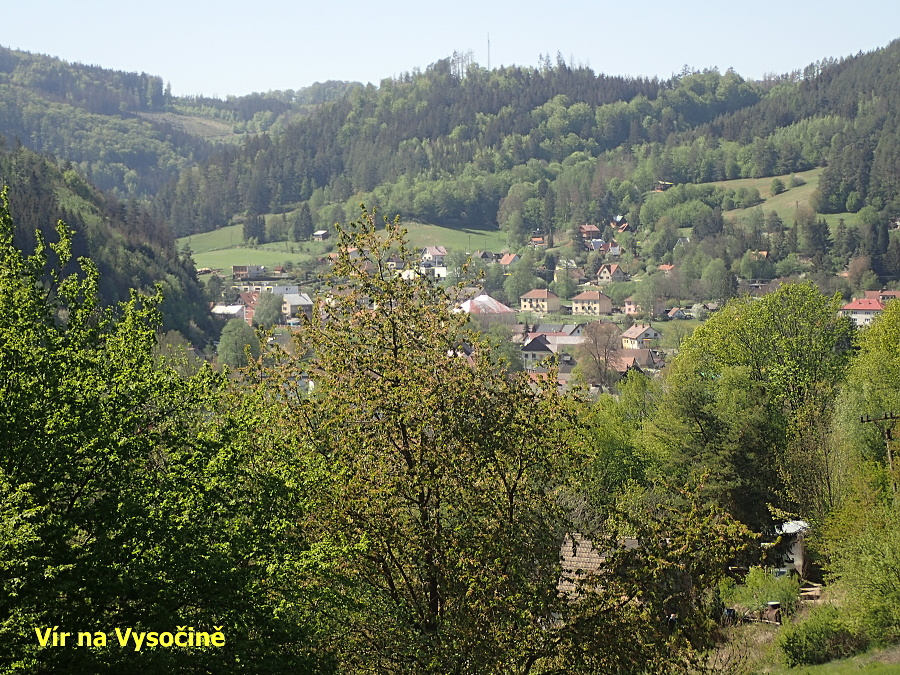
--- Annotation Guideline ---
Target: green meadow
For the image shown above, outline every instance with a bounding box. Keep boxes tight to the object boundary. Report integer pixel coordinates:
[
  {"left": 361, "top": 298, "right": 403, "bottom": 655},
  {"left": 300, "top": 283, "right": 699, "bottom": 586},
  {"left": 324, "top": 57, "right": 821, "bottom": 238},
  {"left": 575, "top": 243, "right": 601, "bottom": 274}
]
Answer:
[{"left": 179, "top": 221, "right": 509, "bottom": 272}]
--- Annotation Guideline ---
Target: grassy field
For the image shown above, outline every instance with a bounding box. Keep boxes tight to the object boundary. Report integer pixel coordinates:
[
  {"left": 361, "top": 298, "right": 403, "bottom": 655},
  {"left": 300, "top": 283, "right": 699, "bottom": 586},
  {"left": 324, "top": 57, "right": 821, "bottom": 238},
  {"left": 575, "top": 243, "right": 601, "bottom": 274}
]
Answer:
[
  {"left": 712, "top": 622, "right": 900, "bottom": 675},
  {"left": 709, "top": 168, "right": 861, "bottom": 231},
  {"left": 180, "top": 221, "right": 510, "bottom": 272}
]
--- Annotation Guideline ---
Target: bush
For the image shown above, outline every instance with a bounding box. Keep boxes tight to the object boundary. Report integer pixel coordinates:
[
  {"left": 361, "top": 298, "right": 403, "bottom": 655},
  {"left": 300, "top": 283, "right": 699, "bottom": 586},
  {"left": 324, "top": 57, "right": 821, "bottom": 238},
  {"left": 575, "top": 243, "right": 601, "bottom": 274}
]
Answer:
[
  {"left": 777, "top": 605, "right": 867, "bottom": 666},
  {"left": 720, "top": 566, "right": 801, "bottom": 616}
]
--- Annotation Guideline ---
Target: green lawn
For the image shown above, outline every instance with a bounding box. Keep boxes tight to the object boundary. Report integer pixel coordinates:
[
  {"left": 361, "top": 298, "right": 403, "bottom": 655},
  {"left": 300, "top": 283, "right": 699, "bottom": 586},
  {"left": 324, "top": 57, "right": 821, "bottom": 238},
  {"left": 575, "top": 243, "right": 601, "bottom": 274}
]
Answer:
[
  {"left": 394, "top": 221, "right": 508, "bottom": 252},
  {"left": 763, "top": 644, "right": 900, "bottom": 674},
  {"left": 709, "top": 168, "right": 862, "bottom": 230},
  {"left": 180, "top": 221, "right": 510, "bottom": 272}
]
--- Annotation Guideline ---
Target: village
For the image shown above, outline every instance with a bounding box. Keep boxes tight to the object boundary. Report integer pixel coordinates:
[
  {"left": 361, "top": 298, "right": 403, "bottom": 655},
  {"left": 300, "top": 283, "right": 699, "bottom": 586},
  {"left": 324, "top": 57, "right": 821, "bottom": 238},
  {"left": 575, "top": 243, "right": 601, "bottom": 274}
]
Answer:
[{"left": 207, "top": 217, "right": 894, "bottom": 388}]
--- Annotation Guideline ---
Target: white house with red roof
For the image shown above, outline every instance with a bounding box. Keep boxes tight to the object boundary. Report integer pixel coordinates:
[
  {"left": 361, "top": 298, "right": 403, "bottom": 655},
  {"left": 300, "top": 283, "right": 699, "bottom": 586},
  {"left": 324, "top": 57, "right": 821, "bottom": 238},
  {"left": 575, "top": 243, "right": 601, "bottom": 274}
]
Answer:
[
  {"left": 841, "top": 297, "right": 886, "bottom": 327},
  {"left": 498, "top": 253, "right": 520, "bottom": 270},
  {"left": 597, "top": 263, "right": 627, "bottom": 283},
  {"left": 620, "top": 324, "right": 661, "bottom": 349},
  {"left": 421, "top": 246, "right": 448, "bottom": 265}
]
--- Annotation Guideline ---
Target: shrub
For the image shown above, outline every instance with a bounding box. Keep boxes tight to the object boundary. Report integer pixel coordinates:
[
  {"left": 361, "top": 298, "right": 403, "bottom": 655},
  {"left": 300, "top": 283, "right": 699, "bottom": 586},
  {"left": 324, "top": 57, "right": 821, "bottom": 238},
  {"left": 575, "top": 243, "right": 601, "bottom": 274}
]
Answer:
[
  {"left": 720, "top": 567, "right": 801, "bottom": 616},
  {"left": 777, "top": 605, "right": 867, "bottom": 666}
]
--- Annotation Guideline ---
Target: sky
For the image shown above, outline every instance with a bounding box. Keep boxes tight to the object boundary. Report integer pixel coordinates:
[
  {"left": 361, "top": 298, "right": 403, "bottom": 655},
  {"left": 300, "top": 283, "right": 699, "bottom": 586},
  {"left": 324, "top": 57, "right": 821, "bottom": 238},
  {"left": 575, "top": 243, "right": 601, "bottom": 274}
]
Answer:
[{"left": 4, "top": 1, "right": 900, "bottom": 98}]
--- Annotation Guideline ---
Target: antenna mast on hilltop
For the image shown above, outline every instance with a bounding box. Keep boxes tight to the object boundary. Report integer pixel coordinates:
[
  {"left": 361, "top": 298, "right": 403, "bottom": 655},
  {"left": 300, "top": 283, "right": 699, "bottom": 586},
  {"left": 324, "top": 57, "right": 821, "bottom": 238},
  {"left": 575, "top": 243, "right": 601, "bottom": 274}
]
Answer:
[{"left": 487, "top": 34, "right": 490, "bottom": 71}]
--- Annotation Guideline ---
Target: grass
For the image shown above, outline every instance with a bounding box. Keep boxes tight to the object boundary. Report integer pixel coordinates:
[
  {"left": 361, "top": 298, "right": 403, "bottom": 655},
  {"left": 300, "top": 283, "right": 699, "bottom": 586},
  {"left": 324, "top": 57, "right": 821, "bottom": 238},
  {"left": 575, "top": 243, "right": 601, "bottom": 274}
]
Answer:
[
  {"left": 760, "top": 643, "right": 900, "bottom": 674},
  {"left": 712, "top": 619, "right": 900, "bottom": 675},
  {"left": 708, "top": 168, "right": 862, "bottom": 231},
  {"left": 390, "top": 220, "right": 508, "bottom": 252},
  {"left": 179, "top": 221, "right": 510, "bottom": 272}
]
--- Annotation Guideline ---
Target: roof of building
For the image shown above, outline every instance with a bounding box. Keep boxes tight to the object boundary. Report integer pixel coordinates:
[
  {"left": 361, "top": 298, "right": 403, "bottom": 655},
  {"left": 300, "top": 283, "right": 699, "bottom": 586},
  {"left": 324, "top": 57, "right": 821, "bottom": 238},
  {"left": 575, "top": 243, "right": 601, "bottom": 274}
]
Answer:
[
  {"left": 499, "top": 253, "right": 519, "bottom": 266},
  {"left": 572, "top": 290, "right": 611, "bottom": 301},
  {"left": 423, "top": 245, "right": 448, "bottom": 256},
  {"left": 522, "top": 335, "right": 554, "bottom": 353},
  {"left": 283, "top": 293, "right": 314, "bottom": 306},
  {"left": 210, "top": 304, "right": 245, "bottom": 316},
  {"left": 520, "top": 288, "right": 559, "bottom": 300},
  {"left": 621, "top": 323, "right": 657, "bottom": 339},
  {"left": 863, "top": 290, "right": 900, "bottom": 301},
  {"left": 458, "top": 294, "right": 516, "bottom": 314},
  {"left": 842, "top": 298, "right": 885, "bottom": 311}
]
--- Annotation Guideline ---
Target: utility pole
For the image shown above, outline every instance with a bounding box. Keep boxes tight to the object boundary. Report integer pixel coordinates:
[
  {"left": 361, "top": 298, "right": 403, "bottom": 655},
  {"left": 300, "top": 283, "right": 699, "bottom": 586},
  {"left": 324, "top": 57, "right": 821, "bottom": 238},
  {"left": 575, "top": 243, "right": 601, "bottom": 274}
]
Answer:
[{"left": 861, "top": 412, "right": 898, "bottom": 497}]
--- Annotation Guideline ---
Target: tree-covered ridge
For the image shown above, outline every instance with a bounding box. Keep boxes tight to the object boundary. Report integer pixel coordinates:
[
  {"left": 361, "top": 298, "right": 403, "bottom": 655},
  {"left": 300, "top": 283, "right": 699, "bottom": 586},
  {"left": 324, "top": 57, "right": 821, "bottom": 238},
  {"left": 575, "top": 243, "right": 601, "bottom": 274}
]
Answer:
[
  {"left": 0, "top": 46, "right": 359, "bottom": 199},
  {"left": 148, "top": 39, "right": 900, "bottom": 246},
  {"left": 0, "top": 144, "right": 212, "bottom": 342}
]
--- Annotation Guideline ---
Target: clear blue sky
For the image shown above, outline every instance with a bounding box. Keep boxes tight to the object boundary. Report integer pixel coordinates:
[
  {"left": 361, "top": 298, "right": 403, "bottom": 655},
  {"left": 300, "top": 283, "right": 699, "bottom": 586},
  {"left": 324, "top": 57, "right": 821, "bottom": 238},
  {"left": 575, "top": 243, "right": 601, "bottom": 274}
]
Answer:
[{"left": 4, "top": 1, "right": 899, "bottom": 98}]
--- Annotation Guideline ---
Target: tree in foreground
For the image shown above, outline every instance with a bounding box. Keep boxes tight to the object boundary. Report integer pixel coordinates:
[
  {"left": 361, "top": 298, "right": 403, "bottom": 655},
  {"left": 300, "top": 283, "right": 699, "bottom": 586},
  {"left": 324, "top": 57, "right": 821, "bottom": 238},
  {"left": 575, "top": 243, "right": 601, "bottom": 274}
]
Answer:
[
  {"left": 277, "top": 206, "right": 752, "bottom": 674},
  {"left": 0, "top": 189, "right": 328, "bottom": 673}
]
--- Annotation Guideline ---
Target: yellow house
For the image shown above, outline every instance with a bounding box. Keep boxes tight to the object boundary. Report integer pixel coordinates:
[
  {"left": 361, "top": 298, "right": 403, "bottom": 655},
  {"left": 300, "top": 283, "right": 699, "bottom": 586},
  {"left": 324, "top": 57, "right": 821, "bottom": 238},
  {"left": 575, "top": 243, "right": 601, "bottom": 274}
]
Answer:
[
  {"left": 520, "top": 289, "right": 560, "bottom": 314},
  {"left": 571, "top": 290, "right": 613, "bottom": 316}
]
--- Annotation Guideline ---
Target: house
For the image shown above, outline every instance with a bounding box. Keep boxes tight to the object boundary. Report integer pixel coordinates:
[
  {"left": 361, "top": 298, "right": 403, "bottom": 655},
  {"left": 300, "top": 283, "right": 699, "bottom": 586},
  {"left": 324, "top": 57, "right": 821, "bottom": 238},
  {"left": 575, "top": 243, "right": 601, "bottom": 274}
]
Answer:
[
  {"left": 620, "top": 323, "right": 661, "bottom": 349},
  {"left": 840, "top": 298, "right": 885, "bottom": 327},
  {"left": 666, "top": 307, "right": 687, "bottom": 320},
  {"left": 498, "top": 253, "right": 520, "bottom": 270},
  {"left": 312, "top": 230, "right": 329, "bottom": 241},
  {"left": 232, "top": 264, "right": 264, "bottom": 280},
  {"left": 657, "top": 264, "right": 676, "bottom": 275},
  {"left": 421, "top": 246, "right": 448, "bottom": 266},
  {"left": 571, "top": 290, "right": 613, "bottom": 316},
  {"left": 236, "top": 291, "right": 259, "bottom": 325},
  {"left": 578, "top": 224, "right": 602, "bottom": 242},
  {"left": 419, "top": 263, "right": 448, "bottom": 279},
  {"left": 589, "top": 239, "right": 622, "bottom": 258},
  {"left": 530, "top": 235, "right": 548, "bottom": 249},
  {"left": 471, "top": 250, "right": 495, "bottom": 263},
  {"left": 675, "top": 236, "right": 691, "bottom": 247},
  {"left": 863, "top": 289, "right": 900, "bottom": 304},
  {"left": 611, "top": 348, "right": 663, "bottom": 374},
  {"left": 521, "top": 335, "right": 555, "bottom": 368},
  {"left": 559, "top": 533, "right": 639, "bottom": 597},
  {"left": 597, "top": 264, "right": 627, "bottom": 283},
  {"left": 283, "top": 292, "right": 314, "bottom": 320},
  {"left": 610, "top": 215, "right": 630, "bottom": 233},
  {"left": 554, "top": 259, "right": 587, "bottom": 284},
  {"left": 533, "top": 324, "right": 583, "bottom": 337},
  {"left": 232, "top": 283, "right": 300, "bottom": 295},
  {"left": 520, "top": 289, "right": 561, "bottom": 314}
]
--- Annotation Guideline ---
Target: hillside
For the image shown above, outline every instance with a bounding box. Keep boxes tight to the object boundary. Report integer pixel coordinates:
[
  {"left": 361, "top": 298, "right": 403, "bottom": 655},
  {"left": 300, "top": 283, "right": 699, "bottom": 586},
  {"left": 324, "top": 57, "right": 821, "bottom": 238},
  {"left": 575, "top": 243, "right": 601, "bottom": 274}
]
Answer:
[
  {"left": 0, "top": 45, "right": 358, "bottom": 199},
  {"left": 0, "top": 144, "right": 213, "bottom": 342}
]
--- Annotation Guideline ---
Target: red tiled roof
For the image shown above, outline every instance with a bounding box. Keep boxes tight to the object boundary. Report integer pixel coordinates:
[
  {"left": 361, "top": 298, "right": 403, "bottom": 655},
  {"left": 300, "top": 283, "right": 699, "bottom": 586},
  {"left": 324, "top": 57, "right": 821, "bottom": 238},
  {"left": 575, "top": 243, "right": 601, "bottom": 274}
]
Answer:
[
  {"left": 572, "top": 291, "right": 610, "bottom": 301},
  {"left": 621, "top": 323, "right": 656, "bottom": 339},
  {"left": 520, "top": 289, "right": 558, "bottom": 299},
  {"left": 842, "top": 298, "right": 884, "bottom": 311}
]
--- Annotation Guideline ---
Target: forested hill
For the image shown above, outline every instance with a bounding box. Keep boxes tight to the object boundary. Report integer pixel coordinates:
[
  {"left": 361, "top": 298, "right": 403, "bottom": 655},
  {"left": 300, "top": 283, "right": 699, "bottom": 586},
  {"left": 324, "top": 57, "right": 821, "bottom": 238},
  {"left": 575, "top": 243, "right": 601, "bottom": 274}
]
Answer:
[
  {"left": 0, "top": 45, "right": 359, "bottom": 199},
  {"left": 0, "top": 143, "right": 212, "bottom": 343},
  {"left": 150, "top": 40, "right": 900, "bottom": 242}
]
